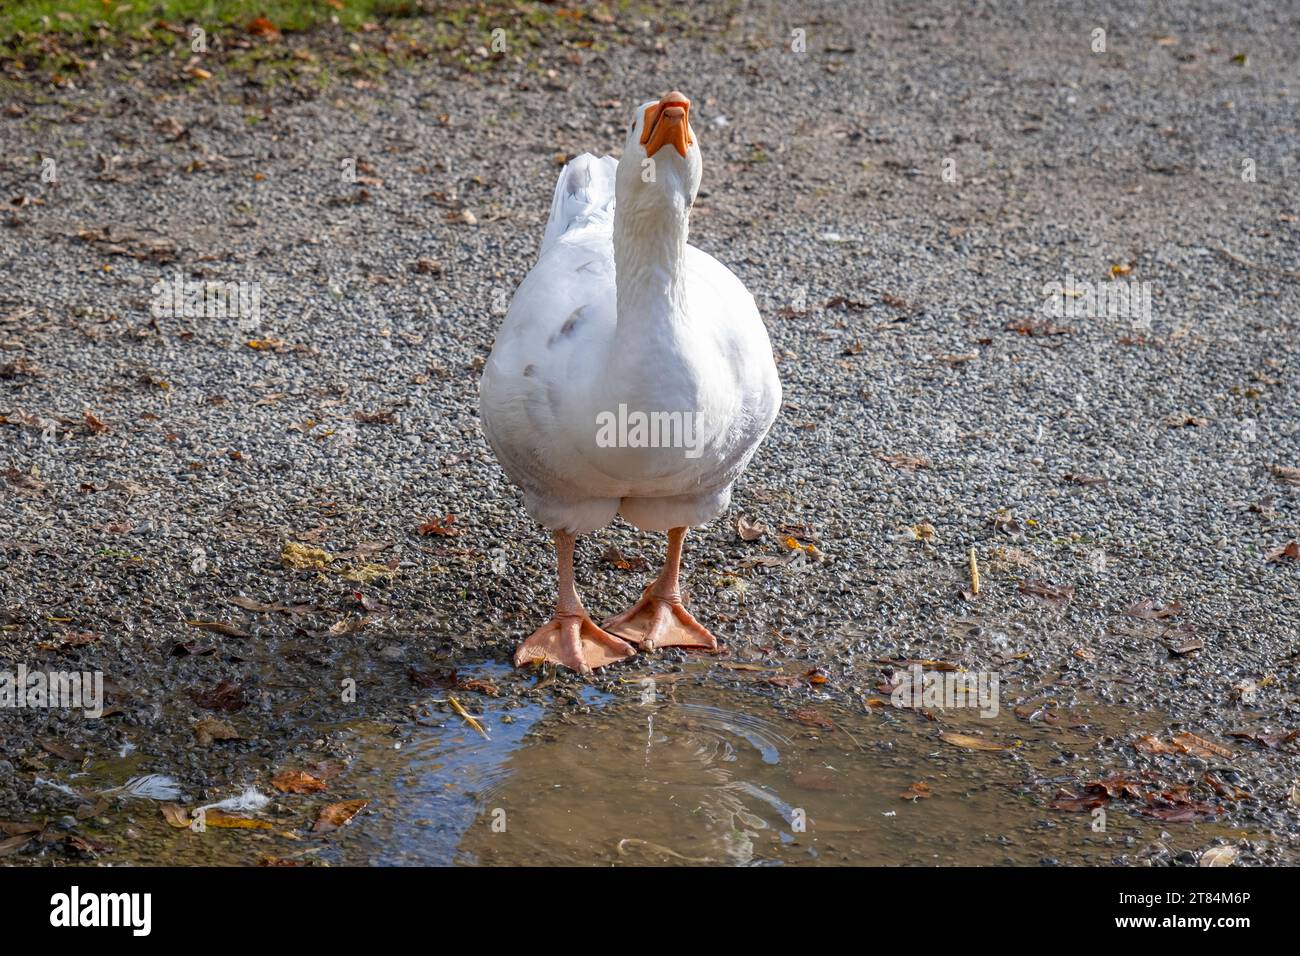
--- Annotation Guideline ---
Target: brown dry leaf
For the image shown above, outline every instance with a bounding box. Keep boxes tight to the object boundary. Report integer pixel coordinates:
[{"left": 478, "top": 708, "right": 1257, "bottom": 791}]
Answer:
[
  {"left": 1226, "top": 729, "right": 1298, "bottom": 751},
  {"left": 272, "top": 770, "right": 327, "bottom": 794},
  {"left": 1061, "top": 472, "right": 1109, "bottom": 486},
  {"left": 457, "top": 677, "right": 500, "bottom": 696},
  {"left": 2, "top": 467, "right": 49, "bottom": 495},
  {"left": 354, "top": 408, "right": 397, "bottom": 425},
  {"left": 0, "top": 833, "right": 37, "bottom": 857},
  {"left": 939, "top": 732, "right": 1014, "bottom": 752},
  {"left": 900, "top": 781, "right": 932, "bottom": 800},
  {"left": 1265, "top": 541, "right": 1300, "bottom": 563},
  {"left": 160, "top": 804, "right": 191, "bottom": 829},
  {"left": 736, "top": 513, "right": 768, "bottom": 541},
  {"left": 83, "top": 409, "right": 108, "bottom": 434},
  {"left": 303, "top": 759, "right": 347, "bottom": 782},
  {"left": 600, "top": 544, "right": 650, "bottom": 572},
  {"left": 1171, "top": 732, "right": 1233, "bottom": 760},
  {"left": 1203, "top": 772, "right": 1250, "bottom": 801},
  {"left": 38, "top": 737, "right": 85, "bottom": 762},
  {"left": 313, "top": 799, "right": 368, "bottom": 833},
  {"left": 1125, "top": 597, "right": 1183, "bottom": 620},
  {"left": 788, "top": 708, "right": 835, "bottom": 729},
  {"left": 1134, "top": 734, "right": 1181, "bottom": 754},
  {"left": 1268, "top": 465, "right": 1300, "bottom": 486},
  {"left": 417, "top": 514, "right": 459, "bottom": 536},
  {"left": 194, "top": 716, "right": 240, "bottom": 746},
  {"left": 1165, "top": 636, "right": 1204, "bottom": 656},
  {"left": 906, "top": 522, "right": 938, "bottom": 543},
  {"left": 191, "top": 680, "right": 246, "bottom": 712},
  {"left": 40, "top": 630, "right": 100, "bottom": 651},
  {"left": 247, "top": 16, "right": 281, "bottom": 38},
  {"left": 1019, "top": 579, "right": 1076, "bottom": 606},
  {"left": 1165, "top": 414, "right": 1208, "bottom": 428},
  {"left": 875, "top": 450, "right": 931, "bottom": 470},
  {"left": 281, "top": 541, "right": 332, "bottom": 570}
]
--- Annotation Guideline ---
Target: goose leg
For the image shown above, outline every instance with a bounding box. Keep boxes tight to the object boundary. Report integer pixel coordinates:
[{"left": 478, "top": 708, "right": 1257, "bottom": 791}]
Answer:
[
  {"left": 513, "top": 531, "right": 637, "bottom": 673},
  {"left": 602, "top": 527, "right": 720, "bottom": 652}
]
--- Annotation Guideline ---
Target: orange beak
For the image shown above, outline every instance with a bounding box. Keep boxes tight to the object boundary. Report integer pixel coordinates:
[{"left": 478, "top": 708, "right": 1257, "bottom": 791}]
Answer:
[{"left": 640, "top": 90, "right": 693, "bottom": 159}]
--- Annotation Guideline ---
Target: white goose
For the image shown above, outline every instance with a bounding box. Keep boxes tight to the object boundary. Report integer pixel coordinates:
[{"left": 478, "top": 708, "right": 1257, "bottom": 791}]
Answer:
[{"left": 479, "top": 91, "right": 781, "bottom": 673}]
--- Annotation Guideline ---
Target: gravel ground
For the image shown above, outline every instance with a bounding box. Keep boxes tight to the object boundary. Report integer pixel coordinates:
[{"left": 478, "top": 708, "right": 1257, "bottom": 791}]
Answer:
[{"left": 1, "top": 0, "right": 1298, "bottom": 864}]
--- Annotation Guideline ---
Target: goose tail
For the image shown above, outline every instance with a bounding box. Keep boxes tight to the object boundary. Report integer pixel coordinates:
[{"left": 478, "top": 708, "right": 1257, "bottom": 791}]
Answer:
[{"left": 539, "top": 153, "right": 617, "bottom": 258}]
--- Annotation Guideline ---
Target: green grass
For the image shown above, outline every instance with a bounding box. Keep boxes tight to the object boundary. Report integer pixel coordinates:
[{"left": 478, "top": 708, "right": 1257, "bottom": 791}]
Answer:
[
  {"left": 0, "top": 0, "right": 392, "bottom": 38},
  {"left": 0, "top": 0, "right": 623, "bottom": 89}
]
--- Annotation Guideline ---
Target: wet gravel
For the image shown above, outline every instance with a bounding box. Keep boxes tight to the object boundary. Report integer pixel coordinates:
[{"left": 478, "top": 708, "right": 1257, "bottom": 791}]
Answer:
[{"left": 0, "top": 0, "right": 1297, "bottom": 863}]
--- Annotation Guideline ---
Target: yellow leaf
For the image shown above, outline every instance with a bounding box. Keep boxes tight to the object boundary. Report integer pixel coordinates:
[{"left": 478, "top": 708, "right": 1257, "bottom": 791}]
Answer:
[{"left": 939, "top": 732, "right": 1014, "bottom": 752}]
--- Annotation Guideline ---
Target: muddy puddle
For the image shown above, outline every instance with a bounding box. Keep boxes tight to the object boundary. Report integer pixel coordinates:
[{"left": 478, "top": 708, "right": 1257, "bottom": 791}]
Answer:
[{"left": 42, "top": 662, "right": 1266, "bottom": 866}]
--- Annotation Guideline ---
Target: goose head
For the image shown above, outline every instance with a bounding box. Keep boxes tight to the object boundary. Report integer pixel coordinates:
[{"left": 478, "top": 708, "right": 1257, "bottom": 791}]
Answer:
[{"left": 615, "top": 90, "right": 702, "bottom": 225}]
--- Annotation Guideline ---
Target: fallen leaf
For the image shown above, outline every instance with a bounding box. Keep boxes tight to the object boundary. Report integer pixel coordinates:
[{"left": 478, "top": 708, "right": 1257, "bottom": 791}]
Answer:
[
  {"left": 205, "top": 810, "right": 273, "bottom": 830},
  {"left": 0, "top": 833, "right": 36, "bottom": 857},
  {"left": 1227, "top": 729, "right": 1298, "bottom": 752},
  {"left": 939, "top": 732, "right": 1013, "bottom": 752},
  {"left": 600, "top": 544, "right": 650, "bottom": 572},
  {"left": 1265, "top": 541, "right": 1300, "bottom": 563},
  {"left": 1270, "top": 465, "right": 1300, "bottom": 486},
  {"left": 1125, "top": 597, "right": 1183, "bottom": 620},
  {"left": 1198, "top": 845, "right": 1237, "bottom": 867},
  {"left": 876, "top": 450, "right": 930, "bottom": 470},
  {"left": 1203, "top": 772, "right": 1250, "bottom": 801},
  {"left": 789, "top": 708, "right": 835, "bottom": 729},
  {"left": 247, "top": 16, "right": 281, "bottom": 38},
  {"left": 417, "top": 514, "right": 459, "bottom": 536},
  {"left": 900, "top": 781, "right": 932, "bottom": 800},
  {"left": 160, "top": 804, "right": 191, "bottom": 828},
  {"left": 313, "top": 799, "right": 368, "bottom": 833},
  {"left": 190, "top": 680, "right": 247, "bottom": 712},
  {"left": 1019, "top": 579, "right": 1076, "bottom": 606},
  {"left": 1134, "top": 734, "right": 1181, "bottom": 754},
  {"left": 906, "top": 522, "right": 938, "bottom": 543},
  {"left": 354, "top": 408, "right": 397, "bottom": 425},
  {"left": 272, "top": 770, "right": 327, "bottom": 794},
  {"left": 38, "top": 737, "right": 85, "bottom": 762},
  {"left": 83, "top": 409, "right": 108, "bottom": 434},
  {"left": 1171, "top": 732, "right": 1233, "bottom": 759},
  {"left": 194, "top": 717, "right": 240, "bottom": 746},
  {"left": 736, "top": 513, "right": 768, "bottom": 541}
]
